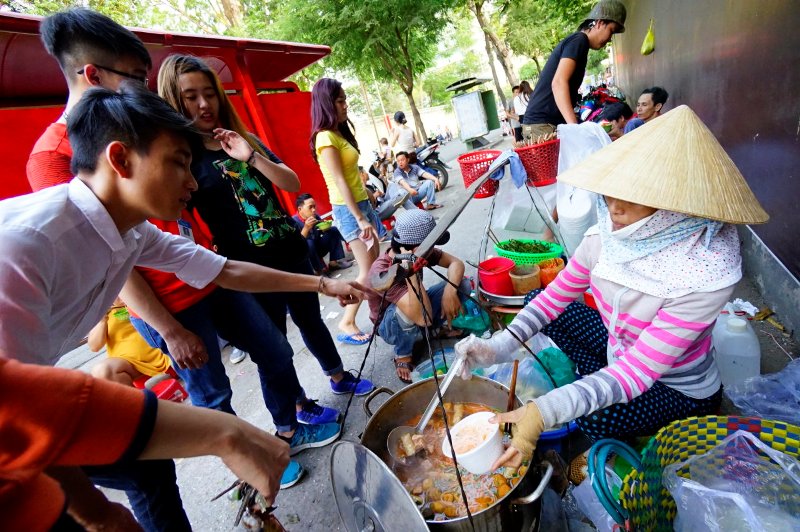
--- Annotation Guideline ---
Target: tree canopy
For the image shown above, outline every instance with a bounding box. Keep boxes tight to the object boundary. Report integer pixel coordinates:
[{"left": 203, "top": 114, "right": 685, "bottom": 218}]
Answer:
[{"left": 268, "top": 0, "right": 458, "bottom": 139}]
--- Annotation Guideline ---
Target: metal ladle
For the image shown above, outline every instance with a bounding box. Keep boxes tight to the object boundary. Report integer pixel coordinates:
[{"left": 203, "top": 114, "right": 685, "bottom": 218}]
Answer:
[{"left": 386, "top": 352, "right": 466, "bottom": 462}]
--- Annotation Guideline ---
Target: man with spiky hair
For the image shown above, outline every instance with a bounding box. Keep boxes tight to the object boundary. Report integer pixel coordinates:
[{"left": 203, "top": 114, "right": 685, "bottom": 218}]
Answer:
[{"left": 27, "top": 8, "right": 151, "bottom": 191}]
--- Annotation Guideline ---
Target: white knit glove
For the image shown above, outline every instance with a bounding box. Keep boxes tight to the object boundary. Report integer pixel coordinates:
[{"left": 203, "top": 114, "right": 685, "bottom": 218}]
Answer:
[{"left": 455, "top": 331, "right": 518, "bottom": 380}]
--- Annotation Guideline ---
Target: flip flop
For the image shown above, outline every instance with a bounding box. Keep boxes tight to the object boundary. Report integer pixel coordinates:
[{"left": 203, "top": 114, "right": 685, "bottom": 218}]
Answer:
[
  {"left": 394, "top": 357, "right": 414, "bottom": 384},
  {"left": 425, "top": 204, "right": 443, "bottom": 210},
  {"left": 327, "top": 259, "right": 353, "bottom": 271},
  {"left": 435, "top": 326, "right": 465, "bottom": 339},
  {"left": 336, "top": 332, "right": 371, "bottom": 345}
]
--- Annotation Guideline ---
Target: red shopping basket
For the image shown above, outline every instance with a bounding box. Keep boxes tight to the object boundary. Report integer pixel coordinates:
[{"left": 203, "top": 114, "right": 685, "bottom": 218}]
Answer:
[
  {"left": 457, "top": 149, "right": 502, "bottom": 198},
  {"left": 514, "top": 139, "right": 560, "bottom": 186}
]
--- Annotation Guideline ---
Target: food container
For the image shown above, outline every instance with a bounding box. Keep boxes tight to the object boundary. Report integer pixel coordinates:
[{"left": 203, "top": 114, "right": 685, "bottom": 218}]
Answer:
[
  {"left": 537, "top": 421, "right": 578, "bottom": 454},
  {"left": 509, "top": 265, "right": 540, "bottom": 295},
  {"left": 441, "top": 411, "right": 504, "bottom": 475},
  {"left": 537, "top": 258, "right": 565, "bottom": 287},
  {"left": 477, "top": 257, "right": 515, "bottom": 296},
  {"left": 583, "top": 288, "right": 598, "bottom": 310},
  {"left": 494, "top": 239, "right": 562, "bottom": 266},
  {"left": 316, "top": 219, "right": 333, "bottom": 231}
]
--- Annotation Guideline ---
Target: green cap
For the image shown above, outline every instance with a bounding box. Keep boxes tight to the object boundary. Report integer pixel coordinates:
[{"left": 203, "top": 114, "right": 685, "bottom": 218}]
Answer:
[{"left": 585, "top": 0, "right": 627, "bottom": 33}]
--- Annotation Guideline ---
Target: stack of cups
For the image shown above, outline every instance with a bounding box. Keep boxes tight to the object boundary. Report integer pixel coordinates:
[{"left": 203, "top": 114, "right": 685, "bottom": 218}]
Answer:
[{"left": 557, "top": 189, "right": 596, "bottom": 257}]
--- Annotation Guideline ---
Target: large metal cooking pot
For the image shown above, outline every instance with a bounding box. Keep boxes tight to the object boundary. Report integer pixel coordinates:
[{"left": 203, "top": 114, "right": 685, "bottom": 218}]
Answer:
[{"left": 361, "top": 376, "right": 552, "bottom": 532}]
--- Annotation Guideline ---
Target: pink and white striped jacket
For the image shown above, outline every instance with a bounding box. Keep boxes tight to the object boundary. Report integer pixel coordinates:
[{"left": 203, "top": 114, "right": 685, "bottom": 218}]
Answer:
[{"left": 508, "top": 234, "right": 733, "bottom": 429}]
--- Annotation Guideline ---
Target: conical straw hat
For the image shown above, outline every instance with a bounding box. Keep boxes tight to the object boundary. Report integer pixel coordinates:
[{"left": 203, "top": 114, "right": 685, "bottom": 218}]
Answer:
[{"left": 558, "top": 105, "right": 769, "bottom": 224}]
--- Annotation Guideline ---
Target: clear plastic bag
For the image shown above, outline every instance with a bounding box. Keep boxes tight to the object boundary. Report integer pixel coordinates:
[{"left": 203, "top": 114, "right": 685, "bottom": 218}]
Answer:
[
  {"left": 724, "top": 358, "right": 800, "bottom": 426},
  {"left": 664, "top": 430, "right": 800, "bottom": 532},
  {"left": 485, "top": 346, "right": 576, "bottom": 402},
  {"left": 572, "top": 473, "right": 620, "bottom": 532},
  {"left": 491, "top": 175, "right": 556, "bottom": 234}
]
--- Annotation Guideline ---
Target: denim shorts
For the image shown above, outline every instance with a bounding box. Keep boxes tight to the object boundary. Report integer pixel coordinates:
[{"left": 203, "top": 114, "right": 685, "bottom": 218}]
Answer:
[
  {"left": 379, "top": 304, "right": 420, "bottom": 358},
  {"left": 332, "top": 199, "right": 381, "bottom": 243}
]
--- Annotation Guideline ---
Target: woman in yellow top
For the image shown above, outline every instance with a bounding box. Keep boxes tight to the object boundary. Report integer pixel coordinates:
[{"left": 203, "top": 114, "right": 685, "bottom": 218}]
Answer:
[
  {"left": 88, "top": 299, "right": 172, "bottom": 385},
  {"left": 311, "top": 78, "right": 381, "bottom": 344}
]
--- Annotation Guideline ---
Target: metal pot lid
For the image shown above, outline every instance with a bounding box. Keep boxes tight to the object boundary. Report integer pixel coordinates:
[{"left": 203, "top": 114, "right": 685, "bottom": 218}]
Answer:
[{"left": 330, "top": 440, "right": 427, "bottom": 532}]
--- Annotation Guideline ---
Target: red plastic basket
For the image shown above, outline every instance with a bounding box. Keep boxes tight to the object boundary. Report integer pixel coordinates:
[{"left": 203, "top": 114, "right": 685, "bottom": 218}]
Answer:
[
  {"left": 457, "top": 149, "right": 502, "bottom": 198},
  {"left": 514, "top": 139, "right": 560, "bottom": 186}
]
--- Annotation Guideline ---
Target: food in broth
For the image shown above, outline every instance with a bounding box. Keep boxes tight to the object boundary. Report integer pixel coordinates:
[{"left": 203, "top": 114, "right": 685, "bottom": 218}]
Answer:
[
  {"left": 451, "top": 421, "right": 494, "bottom": 454},
  {"left": 392, "top": 402, "right": 528, "bottom": 520}
]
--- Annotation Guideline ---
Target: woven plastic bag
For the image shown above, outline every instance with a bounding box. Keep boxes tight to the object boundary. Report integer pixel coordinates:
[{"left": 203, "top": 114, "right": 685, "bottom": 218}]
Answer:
[
  {"left": 664, "top": 430, "right": 800, "bottom": 531},
  {"left": 725, "top": 358, "right": 800, "bottom": 426}
]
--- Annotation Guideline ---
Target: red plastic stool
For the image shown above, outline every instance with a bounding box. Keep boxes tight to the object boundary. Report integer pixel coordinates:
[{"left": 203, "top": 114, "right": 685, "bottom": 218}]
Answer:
[
  {"left": 133, "top": 371, "right": 188, "bottom": 403},
  {"left": 381, "top": 216, "right": 395, "bottom": 232}
]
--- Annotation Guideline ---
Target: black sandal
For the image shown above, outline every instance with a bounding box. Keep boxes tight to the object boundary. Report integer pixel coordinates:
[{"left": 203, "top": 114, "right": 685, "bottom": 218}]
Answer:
[{"left": 394, "top": 357, "right": 414, "bottom": 384}]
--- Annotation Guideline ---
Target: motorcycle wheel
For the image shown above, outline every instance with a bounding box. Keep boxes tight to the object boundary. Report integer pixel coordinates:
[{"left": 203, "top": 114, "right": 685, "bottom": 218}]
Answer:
[{"left": 428, "top": 162, "right": 449, "bottom": 189}]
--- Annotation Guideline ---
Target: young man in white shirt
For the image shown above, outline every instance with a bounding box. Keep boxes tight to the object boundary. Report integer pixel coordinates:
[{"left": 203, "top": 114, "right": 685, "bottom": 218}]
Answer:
[{"left": 0, "top": 84, "right": 364, "bottom": 530}]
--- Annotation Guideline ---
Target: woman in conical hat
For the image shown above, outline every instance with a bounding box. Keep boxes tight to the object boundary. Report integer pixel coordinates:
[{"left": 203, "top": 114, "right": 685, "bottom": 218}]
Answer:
[{"left": 457, "top": 106, "right": 768, "bottom": 468}]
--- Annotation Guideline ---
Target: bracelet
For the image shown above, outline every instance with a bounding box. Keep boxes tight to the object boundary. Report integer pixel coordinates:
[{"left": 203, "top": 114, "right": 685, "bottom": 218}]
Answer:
[
  {"left": 246, "top": 150, "right": 256, "bottom": 166},
  {"left": 318, "top": 276, "right": 326, "bottom": 294}
]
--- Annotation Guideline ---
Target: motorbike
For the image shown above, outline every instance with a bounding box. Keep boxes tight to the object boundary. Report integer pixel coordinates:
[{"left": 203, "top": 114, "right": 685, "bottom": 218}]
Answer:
[
  {"left": 367, "top": 150, "right": 390, "bottom": 195},
  {"left": 410, "top": 137, "right": 450, "bottom": 189},
  {"left": 577, "top": 84, "right": 625, "bottom": 123}
]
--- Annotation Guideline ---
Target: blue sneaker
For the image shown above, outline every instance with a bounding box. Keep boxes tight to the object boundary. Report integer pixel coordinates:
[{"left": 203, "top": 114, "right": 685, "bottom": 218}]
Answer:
[
  {"left": 330, "top": 370, "right": 375, "bottom": 396},
  {"left": 296, "top": 400, "right": 340, "bottom": 425},
  {"left": 281, "top": 422, "right": 342, "bottom": 456},
  {"left": 280, "top": 460, "right": 305, "bottom": 489}
]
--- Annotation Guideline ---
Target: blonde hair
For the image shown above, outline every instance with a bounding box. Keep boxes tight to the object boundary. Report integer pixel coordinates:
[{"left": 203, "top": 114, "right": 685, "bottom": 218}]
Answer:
[{"left": 157, "top": 54, "right": 264, "bottom": 156}]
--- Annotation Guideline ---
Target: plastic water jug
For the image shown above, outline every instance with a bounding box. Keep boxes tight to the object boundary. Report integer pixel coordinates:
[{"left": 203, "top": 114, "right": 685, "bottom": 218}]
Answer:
[{"left": 713, "top": 316, "right": 761, "bottom": 387}]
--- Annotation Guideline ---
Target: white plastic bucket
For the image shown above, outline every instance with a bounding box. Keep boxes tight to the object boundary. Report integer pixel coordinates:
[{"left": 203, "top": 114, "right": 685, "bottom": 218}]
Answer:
[{"left": 441, "top": 411, "right": 504, "bottom": 475}]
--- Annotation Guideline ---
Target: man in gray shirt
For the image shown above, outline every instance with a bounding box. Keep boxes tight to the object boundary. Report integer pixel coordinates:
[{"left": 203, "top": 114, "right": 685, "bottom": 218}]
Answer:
[{"left": 392, "top": 151, "right": 442, "bottom": 210}]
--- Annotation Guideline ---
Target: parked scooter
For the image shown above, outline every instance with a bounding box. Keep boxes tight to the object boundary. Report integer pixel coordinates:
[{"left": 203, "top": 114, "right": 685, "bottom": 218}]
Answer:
[
  {"left": 410, "top": 138, "right": 449, "bottom": 189},
  {"left": 367, "top": 150, "right": 390, "bottom": 195}
]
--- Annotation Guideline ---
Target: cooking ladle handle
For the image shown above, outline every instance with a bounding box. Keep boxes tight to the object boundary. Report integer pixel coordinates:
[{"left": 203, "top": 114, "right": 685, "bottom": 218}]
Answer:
[{"left": 414, "top": 353, "right": 465, "bottom": 434}]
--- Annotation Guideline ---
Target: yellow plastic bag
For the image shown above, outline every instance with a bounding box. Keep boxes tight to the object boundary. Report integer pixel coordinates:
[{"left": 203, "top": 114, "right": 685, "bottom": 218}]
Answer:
[{"left": 641, "top": 18, "right": 655, "bottom": 55}]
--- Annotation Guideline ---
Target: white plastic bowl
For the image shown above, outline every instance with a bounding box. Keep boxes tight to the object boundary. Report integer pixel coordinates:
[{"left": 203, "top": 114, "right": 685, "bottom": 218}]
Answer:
[{"left": 441, "top": 411, "right": 504, "bottom": 475}]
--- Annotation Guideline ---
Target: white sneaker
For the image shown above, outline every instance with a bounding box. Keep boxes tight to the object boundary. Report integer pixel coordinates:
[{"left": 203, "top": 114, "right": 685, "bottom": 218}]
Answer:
[{"left": 229, "top": 347, "right": 247, "bottom": 364}]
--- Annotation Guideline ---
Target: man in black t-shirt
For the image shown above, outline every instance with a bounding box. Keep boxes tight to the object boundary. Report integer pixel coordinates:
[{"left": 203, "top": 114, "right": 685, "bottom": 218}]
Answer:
[{"left": 522, "top": 0, "right": 626, "bottom": 141}]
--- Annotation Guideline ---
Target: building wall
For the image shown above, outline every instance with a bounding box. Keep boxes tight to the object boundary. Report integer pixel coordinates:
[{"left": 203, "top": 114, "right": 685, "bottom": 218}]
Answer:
[{"left": 613, "top": 0, "right": 800, "bottom": 280}]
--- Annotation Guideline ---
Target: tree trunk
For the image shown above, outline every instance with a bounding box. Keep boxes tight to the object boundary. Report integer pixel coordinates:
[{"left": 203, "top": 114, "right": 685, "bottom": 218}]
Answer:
[
  {"left": 373, "top": 26, "right": 427, "bottom": 140},
  {"left": 358, "top": 78, "right": 382, "bottom": 147},
  {"left": 469, "top": 0, "right": 519, "bottom": 86},
  {"left": 484, "top": 33, "right": 507, "bottom": 109},
  {"left": 219, "top": 0, "right": 244, "bottom": 29},
  {"left": 533, "top": 56, "right": 542, "bottom": 76},
  {"left": 402, "top": 87, "right": 427, "bottom": 142}
]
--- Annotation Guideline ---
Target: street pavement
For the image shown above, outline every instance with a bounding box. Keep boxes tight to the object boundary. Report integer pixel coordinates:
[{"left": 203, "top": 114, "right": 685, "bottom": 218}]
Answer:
[{"left": 58, "top": 127, "right": 796, "bottom": 530}]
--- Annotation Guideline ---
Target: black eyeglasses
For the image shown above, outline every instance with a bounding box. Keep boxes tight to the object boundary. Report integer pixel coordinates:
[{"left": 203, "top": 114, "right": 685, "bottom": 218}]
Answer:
[{"left": 77, "top": 64, "right": 149, "bottom": 85}]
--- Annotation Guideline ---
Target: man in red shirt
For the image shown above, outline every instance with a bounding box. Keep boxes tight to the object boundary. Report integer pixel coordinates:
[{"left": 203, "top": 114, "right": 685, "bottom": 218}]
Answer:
[
  {"left": 0, "top": 356, "right": 290, "bottom": 531},
  {"left": 26, "top": 9, "right": 151, "bottom": 191}
]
